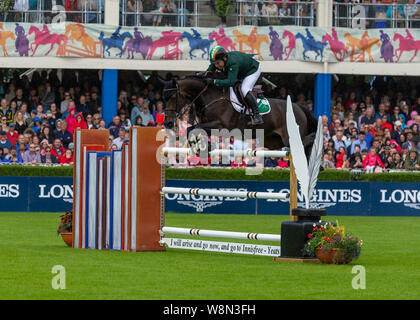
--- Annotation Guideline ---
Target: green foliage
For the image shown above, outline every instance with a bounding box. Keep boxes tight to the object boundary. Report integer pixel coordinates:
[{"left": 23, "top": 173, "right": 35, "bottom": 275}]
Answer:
[
  {"left": 210, "top": 0, "right": 236, "bottom": 17},
  {"left": 0, "top": 0, "right": 14, "bottom": 15},
  {"left": 304, "top": 221, "right": 363, "bottom": 264},
  {"left": 57, "top": 211, "right": 72, "bottom": 235},
  {"left": 0, "top": 165, "right": 73, "bottom": 177}
]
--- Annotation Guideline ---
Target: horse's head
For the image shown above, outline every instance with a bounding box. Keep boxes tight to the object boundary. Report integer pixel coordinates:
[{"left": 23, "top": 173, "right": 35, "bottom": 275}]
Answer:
[
  {"left": 180, "top": 31, "right": 189, "bottom": 39},
  {"left": 28, "top": 25, "right": 38, "bottom": 35},
  {"left": 321, "top": 34, "right": 328, "bottom": 43},
  {"left": 163, "top": 76, "right": 208, "bottom": 129},
  {"left": 209, "top": 31, "right": 216, "bottom": 40},
  {"left": 392, "top": 33, "right": 401, "bottom": 42}
]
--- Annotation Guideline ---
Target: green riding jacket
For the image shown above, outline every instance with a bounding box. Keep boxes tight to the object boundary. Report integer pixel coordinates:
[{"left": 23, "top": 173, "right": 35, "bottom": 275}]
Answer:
[{"left": 207, "top": 51, "right": 259, "bottom": 87}]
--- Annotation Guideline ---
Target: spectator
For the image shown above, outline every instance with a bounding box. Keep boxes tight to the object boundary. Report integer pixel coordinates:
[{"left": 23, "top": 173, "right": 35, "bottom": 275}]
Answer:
[
  {"left": 332, "top": 128, "right": 347, "bottom": 151},
  {"left": 350, "top": 152, "right": 364, "bottom": 169},
  {"left": 363, "top": 147, "right": 385, "bottom": 173},
  {"left": 360, "top": 107, "right": 376, "bottom": 126},
  {"left": 41, "top": 82, "right": 55, "bottom": 108},
  {"left": 130, "top": 96, "right": 144, "bottom": 124},
  {"left": 55, "top": 120, "right": 73, "bottom": 149},
  {"left": 389, "top": 152, "right": 404, "bottom": 169},
  {"left": 92, "top": 114, "right": 101, "bottom": 129},
  {"left": 139, "top": 104, "right": 155, "bottom": 126},
  {"left": 403, "top": 148, "right": 420, "bottom": 170},
  {"left": 41, "top": 145, "right": 59, "bottom": 164},
  {"left": 6, "top": 123, "right": 18, "bottom": 146},
  {"left": 76, "top": 95, "right": 90, "bottom": 119},
  {"left": 65, "top": 107, "right": 77, "bottom": 134},
  {"left": 23, "top": 143, "right": 41, "bottom": 164},
  {"left": 112, "top": 128, "right": 127, "bottom": 149},
  {"left": 0, "top": 99, "right": 13, "bottom": 124},
  {"left": 126, "top": 0, "right": 142, "bottom": 26},
  {"left": 0, "top": 130, "right": 12, "bottom": 150},
  {"left": 32, "top": 117, "right": 42, "bottom": 134},
  {"left": 59, "top": 149, "right": 74, "bottom": 165},
  {"left": 108, "top": 115, "right": 123, "bottom": 138},
  {"left": 321, "top": 153, "right": 335, "bottom": 169},
  {"left": 261, "top": 1, "right": 278, "bottom": 26},
  {"left": 38, "top": 126, "right": 54, "bottom": 145},
  {"left": 153, "top": 101, "right": 165, "bottom": 125},
  {"left": 73, "top": 113, "right": 88, "bottom": 132}
]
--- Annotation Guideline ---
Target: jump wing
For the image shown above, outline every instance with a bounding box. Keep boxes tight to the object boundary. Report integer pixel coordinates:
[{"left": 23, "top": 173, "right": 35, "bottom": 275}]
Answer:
[
  {"left": 286, "top": 95, "right": 310, "bottom": 209},
  {"left": 307, "top": 116, "right": 323, "bottom": 202}
]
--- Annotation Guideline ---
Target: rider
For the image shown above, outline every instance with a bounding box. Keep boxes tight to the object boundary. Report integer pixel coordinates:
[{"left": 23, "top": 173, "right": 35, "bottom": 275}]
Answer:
[{"left": 205, "top": 46, "right": 264, "bottom": 125}]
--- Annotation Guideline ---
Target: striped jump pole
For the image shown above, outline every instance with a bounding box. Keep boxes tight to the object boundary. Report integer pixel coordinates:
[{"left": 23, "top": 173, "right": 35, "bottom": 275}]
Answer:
[{"left": 161, "top": 187, "right": 290, "bottom": 201}]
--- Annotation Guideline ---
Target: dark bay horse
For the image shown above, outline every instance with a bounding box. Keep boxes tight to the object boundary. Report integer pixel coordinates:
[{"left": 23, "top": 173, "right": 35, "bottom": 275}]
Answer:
[{"left": 164, "top": 76, "right": 318, "bottom": 157}]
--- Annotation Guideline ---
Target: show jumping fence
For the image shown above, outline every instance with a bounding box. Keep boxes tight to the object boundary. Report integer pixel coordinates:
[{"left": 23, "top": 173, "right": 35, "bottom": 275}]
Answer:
[{"left": 72, "top": 126, "right": 298, "bottom": 258}]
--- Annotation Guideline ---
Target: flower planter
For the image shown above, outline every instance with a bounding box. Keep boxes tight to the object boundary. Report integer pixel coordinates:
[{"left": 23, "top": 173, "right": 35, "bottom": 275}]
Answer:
[
  {"left": 60, "top": 232, "right": 73, "bottom": 247},
  {"left": 315, "top": 248, "right": 337, "bottom": 264}
]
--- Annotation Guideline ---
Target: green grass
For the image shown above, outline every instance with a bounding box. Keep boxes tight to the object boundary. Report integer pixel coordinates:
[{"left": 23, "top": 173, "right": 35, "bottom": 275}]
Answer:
[{"left": 1, "top": 212, "right": 419, "bottom": 300}]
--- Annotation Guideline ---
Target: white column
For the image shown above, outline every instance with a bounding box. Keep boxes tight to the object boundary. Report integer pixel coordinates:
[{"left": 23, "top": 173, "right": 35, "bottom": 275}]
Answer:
[
  {"left": 316, "top": 0, "right": 333, "bottom": 28},
  {"left": 105, "top": 0, "right": 120, "bottom": 26}
]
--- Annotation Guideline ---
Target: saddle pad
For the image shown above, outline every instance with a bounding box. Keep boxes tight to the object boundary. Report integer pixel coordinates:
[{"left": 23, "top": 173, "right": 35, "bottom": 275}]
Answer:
[{"left": 230, "top": 87, "right": 271, "bottom": 115}]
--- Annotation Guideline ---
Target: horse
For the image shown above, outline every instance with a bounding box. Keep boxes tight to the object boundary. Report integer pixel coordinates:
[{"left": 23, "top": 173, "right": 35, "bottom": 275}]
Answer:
[
  {"left": 296, "top": 32, "right": 327, "bottom": 61},
  {"left": 28, "top": 25, "right": 68, "bottom": 56},
  {"left": 232, "top": 29, "right": 269, "bottom": 60},
  {"left": 282, "top": 30, "right": 295, "bottom": 60},
  {"left": 15, "top": 23, "right": 29, "bottom": 56},
  {"left": 0, "top": 30, "right": 15, "bottom": 56},
  {"left": 344, "top": 32, "right": 380, "bottom": 62},
  {"left": 123, "top": 36, "right": 153, "bottom": 59},
  {"left": 393, "top": 32, "right": 420, "bottom": 62},
  {"left": 65, "top": 23, "right": 97, "bottom": 56},
  {"left": 180, "top": 31, "right": 214, "bottom": 59},
  {"left": 380, "top": 31, "right": 394, "bottom": 63},
  {"left": 163, "top": 76, "right": 318, "bottom": 158},
  {"left": 209, "top": 30, "right": 236, "bottom": 51},
  {"left": 268, "top": 27, "right": 283, "bottom": 60},
  {"left": 322, "top": 33, "right": 347, "bottom": 61},
  {"left": 99, "top": 31, "right": 132, "bottom": 57}
]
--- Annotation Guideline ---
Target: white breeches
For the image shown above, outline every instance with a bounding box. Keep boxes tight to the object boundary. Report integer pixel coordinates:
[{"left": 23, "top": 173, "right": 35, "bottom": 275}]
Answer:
[{"left": 241, "top": 61, "right": 262, "bottom": 97}]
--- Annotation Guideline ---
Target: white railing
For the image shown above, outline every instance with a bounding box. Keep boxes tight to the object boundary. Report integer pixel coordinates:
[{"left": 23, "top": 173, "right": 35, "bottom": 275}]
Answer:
[{"left": 333, "top": 2, "right": 420, "bottom": 29}]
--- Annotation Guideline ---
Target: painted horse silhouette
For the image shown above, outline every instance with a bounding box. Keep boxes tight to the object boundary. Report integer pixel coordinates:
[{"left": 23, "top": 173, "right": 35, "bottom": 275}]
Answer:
[
  {"left": 322, "top": 29, "right": 347, "bottom": 61},
  {"left": 29, "top": 25, "right": 67, "bottom": 56},
  {"left": 268, "top": 27, "right": 283, "bottom": 60},
  {"left": 232, "top": 28, "right": 269, "bottom": 60},
  {"left": 393, "top": 30, "right": 420, "bottom": 62},
  {"left": 380, "top": 30, "right": 394, "bottom": 63},
  {"left": 296, "top": 31, "right": 327, "bottom": 61},
  {"left": 282, "top": 30, "right": 295, "bottom": 60},
  {"left": 0, "top": 23, "right": 15, "bottom": 56},
  {"left": 15, "top": 23, "right": 29, "bottom": 56},
  {"left": 99, "top": 31, "right": 132, "bottom": 57},
  {"left": 209, "top": 29, "right": 236, "bottom": 51},
  {"left": 181, "top": 30, "right": 214, "bottom": 59},
  {"left": 344, "top": 32, "right": 379, "bottom": 62},
  {"left": 123, "top": 35, "right": 153, "bottom": 59}
]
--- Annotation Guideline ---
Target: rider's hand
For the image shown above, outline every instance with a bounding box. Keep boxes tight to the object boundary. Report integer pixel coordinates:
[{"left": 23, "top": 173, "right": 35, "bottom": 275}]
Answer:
[{"left": 205, "top": 78, "right": 215, "bottom": 86}]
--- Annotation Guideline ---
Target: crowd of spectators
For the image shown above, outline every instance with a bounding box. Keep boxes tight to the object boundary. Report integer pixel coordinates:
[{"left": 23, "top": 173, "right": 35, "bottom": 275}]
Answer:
[
  {"left": 0, "top": 69, "right": 166, "bottom": 165},
  {"left": 0, "top": 70, "right": 419, "bottom": 172}
]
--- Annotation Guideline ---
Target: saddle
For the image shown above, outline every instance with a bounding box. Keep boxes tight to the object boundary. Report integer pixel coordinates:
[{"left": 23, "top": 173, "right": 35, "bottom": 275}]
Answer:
[{"left": 233, "top": 81, "right": 264, "bottom": 113}]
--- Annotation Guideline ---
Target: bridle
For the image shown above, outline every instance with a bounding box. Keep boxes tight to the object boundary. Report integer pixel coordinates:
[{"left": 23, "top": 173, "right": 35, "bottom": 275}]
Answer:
[{"left": 164, "top": 77, "right": 240, "bottom": 124}]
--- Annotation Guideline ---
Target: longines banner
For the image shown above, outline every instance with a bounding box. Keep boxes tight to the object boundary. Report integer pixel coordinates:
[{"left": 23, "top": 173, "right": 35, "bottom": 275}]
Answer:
[
  {"left": 1, "top": 177, "right": 420, "bottom": 216},
  {"left": 1, "top": 22, "right": 420, "bottom": 63}
]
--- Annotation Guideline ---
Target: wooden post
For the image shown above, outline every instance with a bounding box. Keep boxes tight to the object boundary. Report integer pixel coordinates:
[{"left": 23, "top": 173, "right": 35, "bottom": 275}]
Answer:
[{"left": 289, "top": 155, "right": 298, "bottom": 222}]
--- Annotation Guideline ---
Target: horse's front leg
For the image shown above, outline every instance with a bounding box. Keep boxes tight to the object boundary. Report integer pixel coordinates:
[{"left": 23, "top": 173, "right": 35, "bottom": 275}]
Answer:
[
  {"left": 410, "top": 50, "right": 418, "bottom": 62},
  {"left": 31, "top": 43, "right": 38, "bottom": 56}
]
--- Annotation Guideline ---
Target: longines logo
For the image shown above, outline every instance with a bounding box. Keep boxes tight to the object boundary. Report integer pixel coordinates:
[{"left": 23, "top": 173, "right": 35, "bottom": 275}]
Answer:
[
  {"left": 165, "top": 188, "right": 363, "bottom": 212},
  {"left": 380, "top": 189, "right": 420, "bottom": 210},
  {"left": 0, "top": 184, "right": 19, "bottom": 198},
  {"left": 165, "top": 188, "right": 248, "bottom": 212},
  {"left": 267, "top": 188, "right": 362, "bottom": 209},
  {"left": 39, "top": 185, "right": 73, "bottom": 203}
]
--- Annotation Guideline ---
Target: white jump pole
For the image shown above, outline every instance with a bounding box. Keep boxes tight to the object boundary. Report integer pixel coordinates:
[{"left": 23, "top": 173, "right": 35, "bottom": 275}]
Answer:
[
  {"left": 161, "top": 227, "right": 281, "bottom": 242},
  {"left": 161, "top": 187, "right": 290, "bottom": 201}
]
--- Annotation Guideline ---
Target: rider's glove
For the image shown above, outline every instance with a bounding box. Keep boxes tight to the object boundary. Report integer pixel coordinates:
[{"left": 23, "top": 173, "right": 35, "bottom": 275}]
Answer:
[{"left": 205, "top": 78, "right": 215, "bottom": 86}]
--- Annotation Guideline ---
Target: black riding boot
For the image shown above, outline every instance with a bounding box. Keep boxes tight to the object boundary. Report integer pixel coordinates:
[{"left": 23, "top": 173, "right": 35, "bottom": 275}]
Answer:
[{"left": 245, "top": 92, "right": 264, "bottom": 126}]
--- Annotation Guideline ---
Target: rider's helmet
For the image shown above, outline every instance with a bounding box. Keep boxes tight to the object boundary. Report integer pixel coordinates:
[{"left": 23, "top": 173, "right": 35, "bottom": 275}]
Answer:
[{"left": 210, "top": 46, "right": 227, "bottom": 64}]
